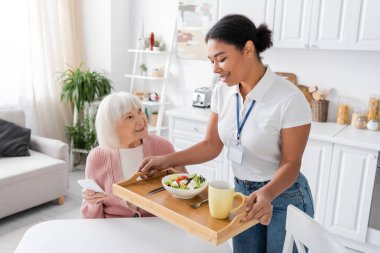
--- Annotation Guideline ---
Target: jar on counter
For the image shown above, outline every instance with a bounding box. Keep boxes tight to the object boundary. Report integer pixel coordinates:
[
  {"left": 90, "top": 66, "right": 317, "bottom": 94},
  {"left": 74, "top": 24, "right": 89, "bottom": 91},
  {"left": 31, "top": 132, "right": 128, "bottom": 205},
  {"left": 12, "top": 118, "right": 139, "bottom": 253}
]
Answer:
[
  {"left": 367, "top": 94, "right": 379, "bottom": 121},
  {"left": 337, "top": 104, "right": 350, "bottom": 124},
  {"left": 352, "top": 109, "right": 367, "bottom": 129},
  {"left": 355, "top": 114, "right": 368, "bottom": 129},
  {"left": 367, "top": 120, "right": 379, "bottom": 131}
]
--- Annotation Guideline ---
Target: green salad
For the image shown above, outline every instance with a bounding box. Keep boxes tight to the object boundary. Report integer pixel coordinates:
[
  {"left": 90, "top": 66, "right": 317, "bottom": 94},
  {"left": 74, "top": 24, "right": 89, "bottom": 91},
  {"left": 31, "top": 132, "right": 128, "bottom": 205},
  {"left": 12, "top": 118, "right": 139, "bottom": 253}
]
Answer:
[{"left": 164, "top": 174, "right": 206, "bottom": 190}]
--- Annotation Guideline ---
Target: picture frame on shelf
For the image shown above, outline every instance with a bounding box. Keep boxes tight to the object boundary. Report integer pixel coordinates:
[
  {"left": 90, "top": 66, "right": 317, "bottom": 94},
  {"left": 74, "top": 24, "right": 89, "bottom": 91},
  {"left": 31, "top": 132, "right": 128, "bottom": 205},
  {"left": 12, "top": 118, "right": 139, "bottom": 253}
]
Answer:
[{"left": 177, "top": 0, "right": 219, "bottom": 60}]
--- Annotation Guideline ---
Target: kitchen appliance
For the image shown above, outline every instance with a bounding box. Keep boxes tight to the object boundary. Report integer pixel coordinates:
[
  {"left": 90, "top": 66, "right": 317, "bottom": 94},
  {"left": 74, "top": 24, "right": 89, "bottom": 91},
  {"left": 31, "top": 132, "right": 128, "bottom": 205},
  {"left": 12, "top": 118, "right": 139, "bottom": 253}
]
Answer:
[{"left": 192, "top": 87, "right": 212, "bottom": 108}]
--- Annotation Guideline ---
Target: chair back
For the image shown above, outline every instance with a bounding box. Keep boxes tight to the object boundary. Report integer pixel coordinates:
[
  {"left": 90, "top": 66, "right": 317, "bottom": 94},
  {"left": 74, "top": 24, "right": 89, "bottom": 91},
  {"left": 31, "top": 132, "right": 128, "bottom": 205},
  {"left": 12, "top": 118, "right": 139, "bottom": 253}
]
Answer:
[{"left": 282, "top": 205, "right": 348, "bottom": 253}]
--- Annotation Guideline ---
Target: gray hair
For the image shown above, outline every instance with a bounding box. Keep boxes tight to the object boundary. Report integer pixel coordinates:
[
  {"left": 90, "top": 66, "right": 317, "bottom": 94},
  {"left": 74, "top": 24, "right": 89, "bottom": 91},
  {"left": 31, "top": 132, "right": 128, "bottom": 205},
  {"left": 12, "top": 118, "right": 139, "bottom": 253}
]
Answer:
[{"left": 95, "top": 92, "right": 143, "bottom": 149}]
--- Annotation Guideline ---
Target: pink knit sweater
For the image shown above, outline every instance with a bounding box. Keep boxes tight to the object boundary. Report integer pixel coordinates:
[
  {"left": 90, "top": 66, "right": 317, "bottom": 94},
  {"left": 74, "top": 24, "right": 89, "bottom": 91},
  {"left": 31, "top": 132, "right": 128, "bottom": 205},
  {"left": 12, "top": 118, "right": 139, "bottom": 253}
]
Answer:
[{"left": 81, "top": 134, "right": 175, "bottom": 219}]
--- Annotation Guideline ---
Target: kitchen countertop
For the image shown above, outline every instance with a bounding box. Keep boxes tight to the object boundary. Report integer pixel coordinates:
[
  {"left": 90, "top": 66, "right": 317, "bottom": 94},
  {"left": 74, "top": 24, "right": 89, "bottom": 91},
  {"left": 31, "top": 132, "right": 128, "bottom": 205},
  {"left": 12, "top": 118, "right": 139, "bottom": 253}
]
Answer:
[
  {"left": 308, "top": 122, "right": 346, "bottom": 142},
  {"left": 166, "top": 107, "right": 212, "bottom": 122},
  {"left": 166, "top": 107, "right": 380, "bottom": 151},
  {"left": 333, "top": 125, "right": 380, "bottom": 151}
]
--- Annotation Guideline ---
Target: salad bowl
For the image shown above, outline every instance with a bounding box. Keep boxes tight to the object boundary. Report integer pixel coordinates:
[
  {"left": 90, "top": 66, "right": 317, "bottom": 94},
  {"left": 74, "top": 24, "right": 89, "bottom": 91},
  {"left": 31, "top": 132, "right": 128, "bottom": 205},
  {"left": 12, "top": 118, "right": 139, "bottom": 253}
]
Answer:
[{"left": 162, "top": 173, "right": 208, "bottom": 199}]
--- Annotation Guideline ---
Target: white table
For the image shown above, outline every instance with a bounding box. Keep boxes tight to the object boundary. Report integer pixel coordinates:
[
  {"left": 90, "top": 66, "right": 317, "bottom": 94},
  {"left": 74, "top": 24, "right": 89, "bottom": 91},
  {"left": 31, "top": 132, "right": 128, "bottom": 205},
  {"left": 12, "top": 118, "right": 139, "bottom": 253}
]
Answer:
[{"left": 15, "top": 217, "right": 232, "bottom": 253}]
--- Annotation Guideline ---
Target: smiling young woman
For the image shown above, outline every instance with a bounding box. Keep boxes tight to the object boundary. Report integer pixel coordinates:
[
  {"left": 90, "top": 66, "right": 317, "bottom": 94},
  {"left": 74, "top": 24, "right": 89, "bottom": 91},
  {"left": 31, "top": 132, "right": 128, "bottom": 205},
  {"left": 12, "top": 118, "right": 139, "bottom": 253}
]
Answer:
[{"left": 138, "top": 14, "right": 313, "bottom": 253}]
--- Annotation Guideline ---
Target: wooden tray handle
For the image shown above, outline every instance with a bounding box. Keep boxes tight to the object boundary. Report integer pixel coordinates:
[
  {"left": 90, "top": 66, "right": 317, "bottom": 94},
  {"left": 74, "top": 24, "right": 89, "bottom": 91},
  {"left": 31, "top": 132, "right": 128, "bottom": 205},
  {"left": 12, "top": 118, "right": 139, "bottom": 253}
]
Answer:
[
  {"left": 220, "top": 196, "right": 259, "bottom": 235},
  {"left": 123, "top": 167, "right": 182, "bottom": 185}
]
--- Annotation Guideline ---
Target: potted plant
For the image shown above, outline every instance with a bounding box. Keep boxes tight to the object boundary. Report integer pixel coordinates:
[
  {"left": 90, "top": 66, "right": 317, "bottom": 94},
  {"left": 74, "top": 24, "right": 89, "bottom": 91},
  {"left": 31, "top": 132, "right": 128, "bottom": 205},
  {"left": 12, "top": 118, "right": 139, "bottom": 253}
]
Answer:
[
  {"left": 64, "top": 116, "right": 97, "bottom": 151},
  {"left": 139, "top": 63, "right": 148, "bottom": 76},
  {"left": 59, "top": 65, "right": 112, "bottom": 114},
  {"left": 153, "top": 40, "right": 160, "bottom": 51},
  {"left": 59, "top": 65, "right": 113, "bottom": 151}
]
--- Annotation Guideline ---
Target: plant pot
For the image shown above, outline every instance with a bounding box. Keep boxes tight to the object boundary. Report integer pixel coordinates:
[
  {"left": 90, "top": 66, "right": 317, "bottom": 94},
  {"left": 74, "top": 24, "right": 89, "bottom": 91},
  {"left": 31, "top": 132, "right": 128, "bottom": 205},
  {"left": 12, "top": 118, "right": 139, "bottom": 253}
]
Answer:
[{"left": 150, "top": 114, "right": 158, "bottom": 127}]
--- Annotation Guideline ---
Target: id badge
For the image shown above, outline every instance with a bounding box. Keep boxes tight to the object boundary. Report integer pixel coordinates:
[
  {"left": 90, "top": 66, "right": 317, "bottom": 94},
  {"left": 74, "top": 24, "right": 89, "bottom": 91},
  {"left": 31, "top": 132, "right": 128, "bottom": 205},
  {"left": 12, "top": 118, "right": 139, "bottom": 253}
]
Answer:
[{"left": 227, "top": 139, "right": 244, "bottom": 165}]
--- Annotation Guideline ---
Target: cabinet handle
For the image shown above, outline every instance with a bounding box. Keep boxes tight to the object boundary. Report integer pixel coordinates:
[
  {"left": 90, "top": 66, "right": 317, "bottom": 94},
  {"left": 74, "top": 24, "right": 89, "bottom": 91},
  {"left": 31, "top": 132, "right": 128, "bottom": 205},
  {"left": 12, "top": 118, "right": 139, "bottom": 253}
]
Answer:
[{"left": 193, "top": 127, "right": 199, "bottom": 132}]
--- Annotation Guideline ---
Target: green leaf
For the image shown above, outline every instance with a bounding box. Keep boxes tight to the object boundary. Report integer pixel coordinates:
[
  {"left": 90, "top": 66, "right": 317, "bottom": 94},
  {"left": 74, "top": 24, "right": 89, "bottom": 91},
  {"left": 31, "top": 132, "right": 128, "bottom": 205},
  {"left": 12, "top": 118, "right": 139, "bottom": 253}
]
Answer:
[{"left": 58, "top": 64, "right": 113, "bottom": 113}]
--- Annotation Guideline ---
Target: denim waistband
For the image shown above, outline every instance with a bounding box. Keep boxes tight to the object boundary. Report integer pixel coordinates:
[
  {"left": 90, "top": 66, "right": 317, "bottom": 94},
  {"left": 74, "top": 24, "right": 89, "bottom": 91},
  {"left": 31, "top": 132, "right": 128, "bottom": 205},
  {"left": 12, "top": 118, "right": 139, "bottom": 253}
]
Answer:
[
  {"left": 234, "top": 173, "right": 307, "bottom": 188},
  {"left": 234, "top": 177, "right": 270, "bottom": 188}
]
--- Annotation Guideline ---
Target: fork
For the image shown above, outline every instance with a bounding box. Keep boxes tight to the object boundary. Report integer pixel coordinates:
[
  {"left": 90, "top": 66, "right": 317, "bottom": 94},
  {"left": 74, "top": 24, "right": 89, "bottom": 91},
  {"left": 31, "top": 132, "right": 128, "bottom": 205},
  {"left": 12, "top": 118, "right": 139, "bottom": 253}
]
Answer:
[{"left": 191, "top": 199, "right": 208, "bottom": 209}]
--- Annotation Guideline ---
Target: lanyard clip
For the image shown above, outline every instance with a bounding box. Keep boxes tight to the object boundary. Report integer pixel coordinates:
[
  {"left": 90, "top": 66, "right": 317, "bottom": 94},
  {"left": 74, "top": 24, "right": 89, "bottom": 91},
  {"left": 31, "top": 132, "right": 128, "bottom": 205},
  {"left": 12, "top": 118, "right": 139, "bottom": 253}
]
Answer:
[{"left": 235, "top": 135, "right": 241, "bottom": 146}]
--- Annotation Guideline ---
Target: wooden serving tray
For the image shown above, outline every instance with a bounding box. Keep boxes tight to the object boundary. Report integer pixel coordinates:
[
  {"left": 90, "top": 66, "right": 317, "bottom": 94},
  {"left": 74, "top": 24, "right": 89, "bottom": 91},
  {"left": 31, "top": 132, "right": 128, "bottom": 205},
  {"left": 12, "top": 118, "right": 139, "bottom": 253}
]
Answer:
[{"left": 112, "top": 171, "right": 258, "bottom": 245}]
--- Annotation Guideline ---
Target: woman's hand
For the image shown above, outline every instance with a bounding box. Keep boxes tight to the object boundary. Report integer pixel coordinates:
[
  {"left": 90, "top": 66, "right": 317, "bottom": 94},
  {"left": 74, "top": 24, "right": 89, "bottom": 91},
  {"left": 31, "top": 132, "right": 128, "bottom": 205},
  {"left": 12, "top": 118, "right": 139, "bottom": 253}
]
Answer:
[
  {"left": 243, "top": 189, "right": 273, "bottom": 225},
  {"left": 138, "top": 155, "right": 168, "bottom": 177},
  {"left": 82, "top": 190, "right": 107, "bottom": 205}
]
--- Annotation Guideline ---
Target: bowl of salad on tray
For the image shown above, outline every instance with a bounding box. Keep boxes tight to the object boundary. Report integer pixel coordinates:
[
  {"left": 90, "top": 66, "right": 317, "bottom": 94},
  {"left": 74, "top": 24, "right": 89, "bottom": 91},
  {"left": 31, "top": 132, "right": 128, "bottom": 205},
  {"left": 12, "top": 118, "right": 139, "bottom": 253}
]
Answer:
[{"left": 162, "top": 173, "right": 207, "bottom": 199}]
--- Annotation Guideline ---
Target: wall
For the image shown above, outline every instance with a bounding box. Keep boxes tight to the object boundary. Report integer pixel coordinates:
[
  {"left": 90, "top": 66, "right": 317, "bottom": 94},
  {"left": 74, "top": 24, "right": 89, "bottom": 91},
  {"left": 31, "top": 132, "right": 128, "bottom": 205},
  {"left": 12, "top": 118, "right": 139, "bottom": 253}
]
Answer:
[
  {"left": 80, "top": 0, "right": 130, "bottom": 92},
  {"left": 81, "top": 0, "right": 380, "bottom": 122},
  {"left": 262, "top": 49, "right": 380, "bottom": 121}
]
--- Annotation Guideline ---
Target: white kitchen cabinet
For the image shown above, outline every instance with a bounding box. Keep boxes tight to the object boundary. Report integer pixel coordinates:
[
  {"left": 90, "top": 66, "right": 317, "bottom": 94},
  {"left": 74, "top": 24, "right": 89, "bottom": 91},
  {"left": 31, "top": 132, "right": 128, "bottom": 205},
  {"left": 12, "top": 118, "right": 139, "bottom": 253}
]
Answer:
[
  {"left": 301, "top": 139, "right": 333, "bottom": 225},
  {"left": 273, "top": 0, "right": 380, "bottom": 50},
  {"left": 301, "top": 122, "right": 346, "bottom": 224},
  {"left": 217, "top": 0, "right": 380, "bottom": 51},
  {"left": 350, "top": 0, "right": 380, "bottom": 50},
  {"left": 273, "top": 0, "right": 313, "bottom": 48},
  {"left": 166, "top": 108, "right": 224, "bottom": 183},
  {"left": 274, "top": 0, "right": 353, "bottom": 49},
  {"left": 218, "top": 0, "right": 276, "bottom": 30},
  {"left": 324, "top": 144, "right": 378, "bottom": 242},
  {"left": 323, "top": 126, "right": 380, "bottom": 253},
  {"left": 309, "top": 0, "right": 354, "bottom": 49},
  {"left": 302, "top": 125, "right": 380, "bottom": 252}
]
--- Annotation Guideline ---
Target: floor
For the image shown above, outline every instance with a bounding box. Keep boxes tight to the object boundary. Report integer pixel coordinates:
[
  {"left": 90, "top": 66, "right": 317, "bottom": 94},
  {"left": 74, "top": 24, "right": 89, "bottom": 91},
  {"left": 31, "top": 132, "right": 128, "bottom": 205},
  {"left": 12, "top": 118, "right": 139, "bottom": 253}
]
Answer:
[
  {"left": 0, "top": 168, "right": 362, "bottom": 253},
  {"left": 0, "top": 169, "right": 85, "bottom": 253}
]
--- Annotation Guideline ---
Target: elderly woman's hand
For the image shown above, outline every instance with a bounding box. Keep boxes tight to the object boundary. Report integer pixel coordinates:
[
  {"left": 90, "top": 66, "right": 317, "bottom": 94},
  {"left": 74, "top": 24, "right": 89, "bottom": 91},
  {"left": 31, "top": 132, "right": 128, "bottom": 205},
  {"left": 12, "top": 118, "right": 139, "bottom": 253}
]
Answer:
[
  {"left": 82, "top": 190, "right": 107, "bottom": 205},
  {"left": 243, "top": 189, "right": 273, "bottom": 225}
]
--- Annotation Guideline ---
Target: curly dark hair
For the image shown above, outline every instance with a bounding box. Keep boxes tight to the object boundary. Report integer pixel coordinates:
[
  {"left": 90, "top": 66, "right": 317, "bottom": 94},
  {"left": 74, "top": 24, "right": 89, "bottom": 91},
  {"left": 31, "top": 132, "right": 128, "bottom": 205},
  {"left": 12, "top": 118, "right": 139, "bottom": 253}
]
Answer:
[{"left": 206, "top": 14, "right": 273, "bottom": 58}]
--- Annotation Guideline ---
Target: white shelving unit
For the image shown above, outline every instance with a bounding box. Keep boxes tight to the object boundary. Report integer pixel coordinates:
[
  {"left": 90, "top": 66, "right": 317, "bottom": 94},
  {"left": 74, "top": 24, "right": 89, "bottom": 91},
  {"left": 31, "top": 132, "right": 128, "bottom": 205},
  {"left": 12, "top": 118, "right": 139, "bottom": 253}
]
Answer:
[{"left": 125, "top": 24, "right": 176, "bottom": 136}]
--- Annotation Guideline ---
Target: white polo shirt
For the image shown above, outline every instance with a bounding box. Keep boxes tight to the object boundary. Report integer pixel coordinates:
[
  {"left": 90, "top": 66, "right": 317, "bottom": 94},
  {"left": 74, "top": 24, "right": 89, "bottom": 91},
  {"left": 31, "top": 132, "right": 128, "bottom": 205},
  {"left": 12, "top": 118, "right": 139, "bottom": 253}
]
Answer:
[{"left": 211, "top": 66, "right": 311, "bottom": 182}]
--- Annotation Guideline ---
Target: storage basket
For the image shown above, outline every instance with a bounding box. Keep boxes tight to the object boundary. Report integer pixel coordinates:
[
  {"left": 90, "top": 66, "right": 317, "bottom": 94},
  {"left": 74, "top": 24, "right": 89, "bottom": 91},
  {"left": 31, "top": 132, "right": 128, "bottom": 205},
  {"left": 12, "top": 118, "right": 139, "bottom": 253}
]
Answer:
[{"left": 311, "top": 100, "right": 329, "bottom": 122}]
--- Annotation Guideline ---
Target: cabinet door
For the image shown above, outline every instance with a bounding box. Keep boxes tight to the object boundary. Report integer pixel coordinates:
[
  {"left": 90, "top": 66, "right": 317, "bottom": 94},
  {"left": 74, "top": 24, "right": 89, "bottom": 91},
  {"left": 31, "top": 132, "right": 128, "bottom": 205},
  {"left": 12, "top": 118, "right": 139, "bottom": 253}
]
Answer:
[
  {"left": 273, "top": 0, "right": 313, "bottom": 48},
  {"left": 171, "top": 136, "right": 221, "bottom": 182},
  {"left": 168, "top": 116, "right": 221, "bottom": 182},
  {"left": 218, "top": 0, "right": 276, "bottom": 30},
  {"left": 300, "top": 139, "right": 333, "bottom": 224},
  {"left": 324, "top": 144, "right": 378, "bottom": 242},
  {"left": 309, "top": 0, "right": 354, "bottom": 49},
  {"left": 350, "top": 0, "right": 380, "bottom": 50}
]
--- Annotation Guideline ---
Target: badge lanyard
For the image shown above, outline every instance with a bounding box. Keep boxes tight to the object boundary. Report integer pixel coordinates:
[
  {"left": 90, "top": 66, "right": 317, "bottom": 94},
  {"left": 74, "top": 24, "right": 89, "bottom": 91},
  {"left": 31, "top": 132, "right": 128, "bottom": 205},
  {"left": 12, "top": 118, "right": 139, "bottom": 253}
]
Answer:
[
  {"left": 236, "top": 93, "right": 255, "bottom": 143},
  {"left": 227, "top": 93, "right": 255, "bottom": 165}
]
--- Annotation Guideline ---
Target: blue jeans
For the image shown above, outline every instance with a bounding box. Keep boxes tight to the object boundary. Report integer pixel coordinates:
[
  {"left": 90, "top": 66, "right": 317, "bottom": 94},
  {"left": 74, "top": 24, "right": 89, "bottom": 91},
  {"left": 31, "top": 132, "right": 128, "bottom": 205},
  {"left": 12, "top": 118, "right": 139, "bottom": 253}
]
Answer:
[{"left": 233, "top": 173, "right": 314, "bottom": 253}]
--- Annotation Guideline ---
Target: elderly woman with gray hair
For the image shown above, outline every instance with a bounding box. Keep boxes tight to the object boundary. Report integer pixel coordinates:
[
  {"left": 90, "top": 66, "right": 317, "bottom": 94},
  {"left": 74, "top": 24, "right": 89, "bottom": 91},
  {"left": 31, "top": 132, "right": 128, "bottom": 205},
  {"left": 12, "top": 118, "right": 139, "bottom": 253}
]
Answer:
[{"left": 81, "top": 91, "right": 186, "bottom": 218}]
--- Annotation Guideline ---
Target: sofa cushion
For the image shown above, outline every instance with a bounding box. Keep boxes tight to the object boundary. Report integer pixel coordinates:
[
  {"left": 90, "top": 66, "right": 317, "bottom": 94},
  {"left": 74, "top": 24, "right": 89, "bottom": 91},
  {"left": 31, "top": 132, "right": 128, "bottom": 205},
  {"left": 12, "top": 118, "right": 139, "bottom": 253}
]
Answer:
[
  {"left": 0, "top": 150, "right": 66, "bottom": 187},
  {"left": 0, "top": 119, "right": 31, "bottom": 157}
]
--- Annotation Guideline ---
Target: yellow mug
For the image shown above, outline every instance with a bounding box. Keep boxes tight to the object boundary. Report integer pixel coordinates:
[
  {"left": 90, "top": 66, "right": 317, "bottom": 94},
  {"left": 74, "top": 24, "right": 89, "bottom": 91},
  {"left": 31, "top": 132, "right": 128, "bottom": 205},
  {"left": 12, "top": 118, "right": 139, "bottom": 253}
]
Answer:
[{"left": 208, "top": 180, "right": 245, "bottom": 219}]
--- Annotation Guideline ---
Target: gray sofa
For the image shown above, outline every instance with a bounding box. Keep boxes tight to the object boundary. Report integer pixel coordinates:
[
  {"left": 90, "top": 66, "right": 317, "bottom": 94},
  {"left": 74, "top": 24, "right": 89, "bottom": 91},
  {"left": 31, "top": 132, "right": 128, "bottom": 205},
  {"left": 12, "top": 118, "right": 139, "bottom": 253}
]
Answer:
[{"left": 0, "top": 109, "right": 69, "bottom": 219}]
